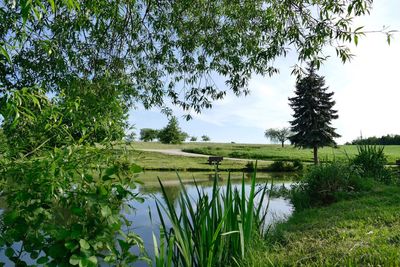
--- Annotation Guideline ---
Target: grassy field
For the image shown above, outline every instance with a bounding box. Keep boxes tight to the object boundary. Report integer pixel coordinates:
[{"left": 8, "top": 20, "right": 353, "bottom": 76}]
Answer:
[
  {"left": 125, "top": 149, "right": 272, "bottom": 171},
  {"left": 242, "top": 185, "right": 400, "bottom": 266},
  {"left": 129, "top": 142, "right": 400, "bottom": 165}
]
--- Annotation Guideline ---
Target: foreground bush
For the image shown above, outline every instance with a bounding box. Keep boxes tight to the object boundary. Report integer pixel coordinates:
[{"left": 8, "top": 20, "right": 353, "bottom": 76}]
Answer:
[{"left": 0, "top": 145, "right": 148, "bottom": 266}]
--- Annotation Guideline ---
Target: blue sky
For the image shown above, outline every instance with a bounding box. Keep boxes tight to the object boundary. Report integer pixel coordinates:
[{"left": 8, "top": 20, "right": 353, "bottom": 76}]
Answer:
[{"left": 129, "top": 0, "right": 400, "bottom": 145}]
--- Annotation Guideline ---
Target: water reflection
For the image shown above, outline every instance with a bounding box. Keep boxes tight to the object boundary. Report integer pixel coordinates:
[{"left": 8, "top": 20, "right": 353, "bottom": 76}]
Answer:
[
  {"left": 137, "top": 171, "right": 294, "bottom": 203},
  {"left": 129, "top": 171, "right": 295, "bottom": 267}
]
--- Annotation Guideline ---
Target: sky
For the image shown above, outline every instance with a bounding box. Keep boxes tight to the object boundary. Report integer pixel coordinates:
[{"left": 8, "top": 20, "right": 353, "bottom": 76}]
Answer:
[{"left": 129, "top": 0, "right": 400, "bottom": 145}]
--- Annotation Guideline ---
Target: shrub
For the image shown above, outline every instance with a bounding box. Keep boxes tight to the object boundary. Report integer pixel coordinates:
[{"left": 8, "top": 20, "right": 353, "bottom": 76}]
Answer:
[
  {"left": 290, "top": 161, "right": 365, "bottom": 209},
  {"left": 267, "top": 160, "right": 303, "bottom": 172},
  {"left": 292, "top": 159, "right": 304, "bottom": 171},
  {"left": 0, "top": 146, "right": 148, "bottom": 266},
  {"left": 351, "top": 145, "right": 393, "bottom": 184},
  {"left": 289, "top": 184, "right": 312, "bottom": 210},
  {"left": 245, "top": 161, "right": 255, "bottom": 172},
  {"left": 269, "top": 160, "right": 285, "bottom": 171}
]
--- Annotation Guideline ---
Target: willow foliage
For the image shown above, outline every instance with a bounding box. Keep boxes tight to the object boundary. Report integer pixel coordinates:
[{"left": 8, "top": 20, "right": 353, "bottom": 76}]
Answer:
[{"left": 1, "top": 0, "right": 374, "bottom": 114}]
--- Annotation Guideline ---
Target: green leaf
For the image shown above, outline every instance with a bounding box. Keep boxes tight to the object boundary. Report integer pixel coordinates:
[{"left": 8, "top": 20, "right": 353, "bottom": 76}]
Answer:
[
  {"left": 98, "top": 185, "right": 108, "bottom": 196},
  {"left": 87, "top": 256, "right": 98, "bottom": 266},
  {"left": 65, "top": 241, "right": 78, "bottom": 251},
  {"left": 117, "top": 239, "right": 130, "bottom": 252},
  {"left": 47, "top": 0, "right": 55, "bottom": 12},
  {"left": 20, "top": 0, "right": 31, "bottom": 25},
  {"left": 354, "top": 35, "right": 358, "bottom": 46},
  {"left": 135, "top": 196, "right": 145, "bottom": 203},
  {"left": 48, "top": 243, "right": 65, "bottom": 258},
  {"left": 71, "top": 224, "right": 83, "bottom": 238},
  {"left": 69, "top": 255, "right": 80, "bottom": 265},
  {"left": 354, "top": 26, "right": 364, "bottom": 33},
  {"left": 130, "top": 164, "right": 143, "bottom": 173},
  {"left": 4, "top": 210, "right": 18, "bottom": 224},
  {"left": 102, "top": 175, "right": 113, "bottom": 182},
  {"left": 0, "top": 46, "right": 11, "bottom": 63},
  {"left": 83, "top": 174, "right": 93, "bottom": 182},
  {"left": 101, "top": 205, "right": 112, "bottom": 217},
  {"left": 104, "top": 255, "right": 116, "bottom": 262},
  {"left": 79, "top": 258, "right": 88, "bottom": 267},
  {"left": 105, "top": 166, "right": 118, "bottom": 177},
  {"left": 37, "top": 256, "right": 49, "bottom": 264},
  {"left": 79, "top": 239, "right": 90, "bottom": 250},
  {"left": 30, "top": 251, "right": 39, "bottom": 260},
  {"left": 5, "top": 247, "right": 14, "bottom": 258},
  {"left": 71, "top": 206, "right": 84, "bottom": 215}
]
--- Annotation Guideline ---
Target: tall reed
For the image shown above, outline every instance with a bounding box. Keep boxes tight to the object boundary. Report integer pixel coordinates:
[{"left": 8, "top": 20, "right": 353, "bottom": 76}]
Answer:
[{"left": 153, "top": 169, "right": 271, "bottom": 266}]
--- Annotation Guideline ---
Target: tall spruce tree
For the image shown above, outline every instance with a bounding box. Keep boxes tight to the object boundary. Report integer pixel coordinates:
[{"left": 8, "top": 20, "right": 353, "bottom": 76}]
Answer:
[{"left": 289, "top": 64, "right": 340, "bottom": 164}]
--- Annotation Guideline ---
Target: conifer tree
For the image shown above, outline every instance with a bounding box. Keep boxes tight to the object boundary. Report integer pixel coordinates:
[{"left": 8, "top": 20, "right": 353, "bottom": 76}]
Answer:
[
  {"left": 289, "top": 64, "right": 340, "bottom": 164},
  {"left": 158, "top": 117, "right": 188, "bottom": 144}
]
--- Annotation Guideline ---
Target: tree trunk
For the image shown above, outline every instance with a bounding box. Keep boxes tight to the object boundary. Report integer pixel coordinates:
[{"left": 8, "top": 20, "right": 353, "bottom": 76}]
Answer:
[
  {"left": 281, "top": 141, "right": 284, "bottom": 148},
  {"left": 313, "top": 145, "right": 319, "bottom": 165}
]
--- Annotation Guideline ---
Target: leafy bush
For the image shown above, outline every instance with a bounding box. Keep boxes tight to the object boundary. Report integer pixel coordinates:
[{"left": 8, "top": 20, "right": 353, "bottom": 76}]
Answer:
[
  {"left": 351, "top": 145, "right": 393, "bottom": 184},
  {"left": 292, "top": 159, "right": 304, "bottom": 171},
  {"left": 268, "top": 160, "right": 285, "bottom": 171},
  {"left": 1, "top": 88, "right": 127, "bottom": 158},
  {"left": 267, "top": 160, "right": 303, "bottom": 172},
  {"left": 0, "top": 146, "right": 148, "bottom": 266},
  {"left": 290, "top": 161, "right": 366, "bottom": 209},
  {"left": 289, "top": 145, "right": 397, "bottom": 210}
]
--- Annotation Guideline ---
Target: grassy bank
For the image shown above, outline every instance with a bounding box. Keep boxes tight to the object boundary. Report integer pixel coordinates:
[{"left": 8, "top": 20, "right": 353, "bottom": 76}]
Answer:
[
  {"left": 128, "top": 142, "right": 400, "bottom": 165},
  {"left": 242, "top": 184, "right": 400, "bottom": 266},
  {"left": 182, "top": 144, "right": 400, "bottom": 164},
  {"left": 126, "top": 150, "right": 272, "bottom": 171}
]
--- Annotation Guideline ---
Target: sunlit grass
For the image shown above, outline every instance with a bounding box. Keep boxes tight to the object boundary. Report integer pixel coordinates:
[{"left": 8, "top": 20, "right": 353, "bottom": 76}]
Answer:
[
  {"left": 241, "top": 185, "right": 400, "bottom": 266},
  {"left": 125, "top": 150, "right": 273, "bottom": 171},
  {"left": 127, "top": 142, "right": 400, "bottom": 165},
  {"left": 182, "top": 144, "right": 400, "bottom": 164}
]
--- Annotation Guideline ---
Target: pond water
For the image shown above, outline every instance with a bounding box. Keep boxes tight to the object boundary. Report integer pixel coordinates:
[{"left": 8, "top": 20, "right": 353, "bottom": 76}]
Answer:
[
  {"left": 0, "top": 171, "right": 295, "bottom": 266},
  {"left": 127, "top": 171, "right": 294, "bottom": 266}
]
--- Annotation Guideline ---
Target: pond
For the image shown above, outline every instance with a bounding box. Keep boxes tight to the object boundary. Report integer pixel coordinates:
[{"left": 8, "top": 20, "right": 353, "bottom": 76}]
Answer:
[
  {"left": 0, "top": 171, "right": 295, "bottom": 266},
  {"left": 127, "top": 171, "right": 294, "bottom": 266}
]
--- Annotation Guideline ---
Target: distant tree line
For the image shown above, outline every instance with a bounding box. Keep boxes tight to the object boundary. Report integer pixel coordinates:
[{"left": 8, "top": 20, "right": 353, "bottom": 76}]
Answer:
[
  {"left": 349, "top": 135, "right": 400, "bottom": 145},
  {"left": 136, "top": 117, "right": 210, "bottom": 144},
  {"left": 138, "top": 117, "right": 188, "bottom": 144}
]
